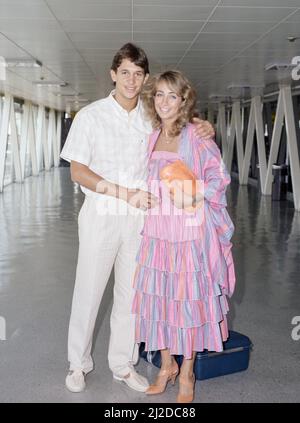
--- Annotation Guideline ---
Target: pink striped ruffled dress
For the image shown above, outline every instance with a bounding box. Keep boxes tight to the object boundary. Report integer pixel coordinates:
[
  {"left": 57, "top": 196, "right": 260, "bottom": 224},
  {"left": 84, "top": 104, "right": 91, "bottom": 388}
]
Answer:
[{"left": 132, "top": 123, "right": 236, "bottom": 359}]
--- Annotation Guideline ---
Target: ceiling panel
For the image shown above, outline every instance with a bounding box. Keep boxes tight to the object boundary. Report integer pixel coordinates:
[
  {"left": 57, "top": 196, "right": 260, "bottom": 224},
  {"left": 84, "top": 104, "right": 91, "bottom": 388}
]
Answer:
[
  {"left": 68, "top": 32, "right": 132, "bottom": 44},
  {"left": 47, "top": 0, "right": 132, "bottom": 6},
  {"left": 0, "top": 18, "right": 61, "bottom": 32},
  {"left": 37, "top": 49, "right": 84, "bottom": 62},
  {"left": 152, "top": 59, "right": 180, "bottom": 67},
  {"left": 179, "top": 66, "right": 219, "bottom": 75},
  {"left": 0, "top": 0, "right": 44, "bottom": 3},
  {"left": 202, "top": 21, "right": 276, "bottom": 33},
  {"left": 60, "top": 19, "right": 132, "bottom": 33},
  {"left": 15, "top": 38, "right": 74, "bottom": 52},
  {"left": 0, "top": 35, "right": 29, "bottom": 58},
  {"left": 133, "top": 20, "right": 205, "bottom": 33},
  {"left": 72, "top": 39, "right": 133, "bottom": 50},
  {"left": 261, "top": 22, "right": 300, "bottom": 42},
  {"left": 3, "top": 30, "right": 71, "bottom": 44},
  {"left": 64, "top": 74, "right": 96, "bottom": 84},
  {"left": 133, "top": 32, "right": 195, "bottom": 43},
  {"left": 191, "top": 32, "right": 259, "bottom": 49},
  {"left": 8, "top": 66, "right": 60, "bottom": 81},
  {"left": 221, "top": 0, "right": 300, "bottom": 7},
  {"left": 133, "top": 5, "right": 214, "bottom": 20},
  {"left": 136, "top": 41, "right": 190, "bottom": 54},
  {"left": 237, "top": 23, "right": 300, "bottom": 51},
  {"left": 181, "top": 55, "right": 230, "bottom": 67},
  {"left": 49, "top": 63, "right": 94, "bottom": 74},
  {"left": 0, "top": 0, "right": 299, "bottom": 110},
  {"left": 134, "top": 0, "right": 219, "bottom": 5},
  {"left": 211, "top": 7, "right": 296, "bottom": 21},
  {"left": 80, "top": 50, "right": 117, "bottom": 61},
  {"left": 0, "top": 2, "right": 53, "bottom": 18},
  {"left": 237, "top": 45, "right": 298, "bottom": 60},
  {"left": 179, "top": 61, "right": 220, "bottom": 69},
  {"left": 184, "top": 49, "right": 241, "bottom": 58},
  {"left": 285, "top": 9, "right": 300, "bottom": 21},
  {"left": 46, "top": 1, "right": 131, "bottom": 20},
  {"left": 84, "top": 64, "right": 114, "bottom": 75}
]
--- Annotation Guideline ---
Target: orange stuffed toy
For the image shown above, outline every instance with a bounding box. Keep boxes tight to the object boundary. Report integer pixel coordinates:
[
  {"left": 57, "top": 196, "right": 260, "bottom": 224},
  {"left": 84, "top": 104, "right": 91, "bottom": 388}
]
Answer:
[{"left": 160, "top": 160, "right": 202, "bottom": 212}]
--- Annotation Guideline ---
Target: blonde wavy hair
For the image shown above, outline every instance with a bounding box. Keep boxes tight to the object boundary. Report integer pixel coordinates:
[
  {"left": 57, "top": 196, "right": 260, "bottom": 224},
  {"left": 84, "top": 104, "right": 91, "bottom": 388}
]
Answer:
[{"left": 141, "top": 70, "right": 197, "bottom": 137}]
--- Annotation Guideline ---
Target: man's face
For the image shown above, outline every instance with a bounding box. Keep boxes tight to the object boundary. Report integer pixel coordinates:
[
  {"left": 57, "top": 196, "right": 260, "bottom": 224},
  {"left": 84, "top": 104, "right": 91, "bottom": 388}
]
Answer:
[{"left": 110, "top": 59, "right": 149, "bottom": 101}]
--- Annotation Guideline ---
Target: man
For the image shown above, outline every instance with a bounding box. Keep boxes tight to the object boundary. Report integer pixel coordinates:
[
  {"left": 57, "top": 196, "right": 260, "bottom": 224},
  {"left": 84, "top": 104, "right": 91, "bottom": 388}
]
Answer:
[{"left": 60, "top": 43, "right": 214, "bottom": 393}]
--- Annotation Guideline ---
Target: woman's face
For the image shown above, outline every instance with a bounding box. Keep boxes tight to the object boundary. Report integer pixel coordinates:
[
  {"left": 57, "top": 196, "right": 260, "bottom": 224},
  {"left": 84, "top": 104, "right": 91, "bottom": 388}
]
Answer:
[{"left": 154, "top": 80, "right": 184, "bottom": 123}]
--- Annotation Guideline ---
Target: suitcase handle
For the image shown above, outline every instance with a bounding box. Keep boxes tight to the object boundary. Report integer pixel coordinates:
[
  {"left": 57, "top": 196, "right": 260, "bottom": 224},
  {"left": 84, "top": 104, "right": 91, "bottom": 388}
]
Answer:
[{"left": 198, "top": 346, "right": 246, "bottom": 358}]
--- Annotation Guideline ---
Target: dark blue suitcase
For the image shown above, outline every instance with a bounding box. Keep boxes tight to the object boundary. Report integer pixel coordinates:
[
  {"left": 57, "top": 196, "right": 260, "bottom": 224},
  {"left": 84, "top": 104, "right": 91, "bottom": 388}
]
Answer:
[{"left": 139, "top": 330, "right": 252, "bottom": 380}]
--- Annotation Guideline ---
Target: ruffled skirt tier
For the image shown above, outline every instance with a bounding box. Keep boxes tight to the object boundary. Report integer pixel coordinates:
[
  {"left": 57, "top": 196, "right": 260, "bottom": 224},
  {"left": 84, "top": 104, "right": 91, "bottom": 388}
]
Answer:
[{"left": 132, "top": 235, "right": 230, "bottom": 359}]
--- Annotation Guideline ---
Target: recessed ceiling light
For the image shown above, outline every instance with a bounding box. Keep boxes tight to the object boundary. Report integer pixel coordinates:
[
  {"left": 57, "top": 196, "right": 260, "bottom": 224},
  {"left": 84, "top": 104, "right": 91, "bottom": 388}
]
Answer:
[
  {"left": 5, "top": 58, "right": 42, "bottom": 68},
  {"left": 208, "top": 94, "right": 232, "bottom": 103},
  {"left": 33, "top": 81, "right": 68, "bottom": 87},
  {"left": 71, "top": 98, "right": 89, "bottom": 103},
  {"left": 227, "top": 84, "right": 264, "bottom": 90},
  {"left": 265, "top": 62, "right": 296, "bottom": 71},
  {"left": 56, "top": 92, "right": 82, "bottom": 97},
  {"left": 209, "top": 94, "right": 230, "bottom": 99}
]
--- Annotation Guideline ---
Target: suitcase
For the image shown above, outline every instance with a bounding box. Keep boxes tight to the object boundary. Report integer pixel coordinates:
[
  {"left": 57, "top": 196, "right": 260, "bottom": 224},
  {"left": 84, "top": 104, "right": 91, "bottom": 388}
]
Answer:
[{"left": 139, "top": 330, "right": 252, "bottom": 380}]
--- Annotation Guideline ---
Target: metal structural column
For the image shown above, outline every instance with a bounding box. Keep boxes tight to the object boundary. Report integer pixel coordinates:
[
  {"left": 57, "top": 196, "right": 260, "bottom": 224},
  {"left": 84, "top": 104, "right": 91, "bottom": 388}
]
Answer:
[
  {"left": 36, "top": 105, "right": 47, "bottom": 172},
  {"left": 48, "top": 109, "right": 55, "bottom": 169},
  {"left": 241, "top": 96, "right": 267, "bottom": 193},
  {"left": 28, "top": 103, "right": 38, "bottom": 176},
  {"left": 281, "top": 85, "right": 300, "bottom": 211},
  {"left": 54, "top": 112, "right": 62, "bottom": 167},
  {"left": 20, "top": 100, "right": 30, "bottom": 181},
  {"left": 216, "top": 103, "right": 227, "bottom": 161},
  {"left": 226, "top": 100, "right": 244, "bottom": 184},
  {"left": 9, "top": 99, "right": 22, "bottom": 183},
  {"left": 0, "top": 94, "right": 12, "bottom": 192}
]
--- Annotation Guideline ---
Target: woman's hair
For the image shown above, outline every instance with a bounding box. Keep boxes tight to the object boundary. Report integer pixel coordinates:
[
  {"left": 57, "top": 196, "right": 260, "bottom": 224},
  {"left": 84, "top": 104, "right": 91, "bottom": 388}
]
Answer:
[
  {"left": 111, "top": 43, "right": 149, "bottom": 75},
  {"left": 141, "top": 70, "right": 197, "bottom": 137}
]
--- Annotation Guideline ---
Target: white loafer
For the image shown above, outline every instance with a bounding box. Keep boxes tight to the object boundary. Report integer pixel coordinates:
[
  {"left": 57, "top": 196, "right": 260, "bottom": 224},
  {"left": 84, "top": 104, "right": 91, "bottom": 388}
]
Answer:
[
  {"left": 65, "top": 369, "right": 86, "bottom": 393},
  {"left": 113, "top": 368, "right": 149, "bottom": 392}
]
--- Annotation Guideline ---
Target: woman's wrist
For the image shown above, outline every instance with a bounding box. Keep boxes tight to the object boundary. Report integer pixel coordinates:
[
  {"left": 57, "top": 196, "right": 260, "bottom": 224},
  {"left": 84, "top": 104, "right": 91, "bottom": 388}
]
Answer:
[{"left": 192, "top": 191, "right": 204, "bottom": 207}]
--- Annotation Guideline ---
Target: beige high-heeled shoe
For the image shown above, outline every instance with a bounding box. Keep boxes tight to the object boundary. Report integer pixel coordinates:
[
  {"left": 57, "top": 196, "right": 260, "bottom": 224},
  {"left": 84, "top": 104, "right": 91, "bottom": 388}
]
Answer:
[
  {"left": 146, "top": 363, "right": 179, "bottom": 395},
  {"left": 176, "top": 374, "right": 196, "bottom": 403}
]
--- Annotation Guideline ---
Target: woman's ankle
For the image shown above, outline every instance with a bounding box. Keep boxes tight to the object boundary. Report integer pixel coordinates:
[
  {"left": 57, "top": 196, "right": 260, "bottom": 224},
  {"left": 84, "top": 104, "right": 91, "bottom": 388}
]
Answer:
[
  {"left": 179, "top": 371, "right": 194, "bottom": 380},
  {"left": 161, "top": 358, "right": 177, "bottom": 371}
]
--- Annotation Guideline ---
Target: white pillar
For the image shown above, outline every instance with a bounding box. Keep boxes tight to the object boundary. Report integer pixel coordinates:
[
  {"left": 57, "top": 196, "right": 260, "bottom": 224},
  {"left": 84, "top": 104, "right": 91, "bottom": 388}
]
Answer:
[
  {"left": 264, "top": 89, "right": 285, "bottom": 196},
  {"left": 282, "top": 85, "right": 300, "bottom": 211},
  {"left": 9, "top": 100, "right": 22, "bottom": 183},
  {"left": 0, "top": 94, "right": 12, "bottom": 192}
]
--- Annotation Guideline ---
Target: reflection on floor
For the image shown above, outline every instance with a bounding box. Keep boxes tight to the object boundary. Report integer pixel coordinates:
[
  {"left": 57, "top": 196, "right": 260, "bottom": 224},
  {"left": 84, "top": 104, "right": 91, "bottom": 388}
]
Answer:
[{"left": 0, "top": 167, "right": 299, "bottom": 403}]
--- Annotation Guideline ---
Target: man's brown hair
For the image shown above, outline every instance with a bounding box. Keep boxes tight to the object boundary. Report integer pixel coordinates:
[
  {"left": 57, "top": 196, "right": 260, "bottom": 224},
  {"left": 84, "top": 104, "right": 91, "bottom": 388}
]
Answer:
[{"left": 111, "top": 43, "right": 149, "bottom": 75}]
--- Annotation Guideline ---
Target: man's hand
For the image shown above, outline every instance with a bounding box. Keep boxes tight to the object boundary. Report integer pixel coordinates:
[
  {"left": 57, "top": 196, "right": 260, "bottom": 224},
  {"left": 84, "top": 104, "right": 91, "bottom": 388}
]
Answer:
[
  {"left": 127, "top": 189, "right": 158, "bottom": 210},
  {"left": 192, "top": 117, "right": 215, "bottom": 139}
]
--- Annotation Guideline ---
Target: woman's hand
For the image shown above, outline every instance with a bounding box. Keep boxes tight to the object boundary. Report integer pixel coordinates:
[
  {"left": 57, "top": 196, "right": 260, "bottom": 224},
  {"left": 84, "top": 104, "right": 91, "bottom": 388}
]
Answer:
[
  {"left": 170, "top": 190, "right": 194, "bottom": 209},
  {"left": 169, "top": 180, "right": 204, "bottom": 210},
  {"left": 192, "top": 117, "right": 215, "bottom": 139},
  {"left": 127, "top": 189, "right": 158, "bottom": 210}
]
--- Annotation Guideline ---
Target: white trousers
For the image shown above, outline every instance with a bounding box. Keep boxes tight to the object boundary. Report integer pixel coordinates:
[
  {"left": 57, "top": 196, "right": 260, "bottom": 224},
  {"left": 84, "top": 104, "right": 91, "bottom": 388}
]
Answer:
[{"left": 68, "top": 196, "right": 144, "bottom": 377}]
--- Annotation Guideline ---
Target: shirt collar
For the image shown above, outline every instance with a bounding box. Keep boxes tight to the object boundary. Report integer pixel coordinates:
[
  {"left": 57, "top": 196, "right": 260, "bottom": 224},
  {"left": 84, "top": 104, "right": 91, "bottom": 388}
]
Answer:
[{"left": 109, "top": 90, "right": 141, "bottom": 116}]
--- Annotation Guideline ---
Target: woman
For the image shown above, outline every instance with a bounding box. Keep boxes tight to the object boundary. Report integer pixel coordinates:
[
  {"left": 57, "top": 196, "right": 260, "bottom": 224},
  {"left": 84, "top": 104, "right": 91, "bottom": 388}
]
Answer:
[{"left": 132, "top": 70, "right": 236, "bottom": 403}]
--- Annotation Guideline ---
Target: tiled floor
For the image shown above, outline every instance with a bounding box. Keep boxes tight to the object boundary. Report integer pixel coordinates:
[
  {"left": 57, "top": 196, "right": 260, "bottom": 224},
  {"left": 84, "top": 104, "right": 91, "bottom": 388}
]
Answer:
[{"left": 0, "top": 167, "right": 299, "bottom": 403}]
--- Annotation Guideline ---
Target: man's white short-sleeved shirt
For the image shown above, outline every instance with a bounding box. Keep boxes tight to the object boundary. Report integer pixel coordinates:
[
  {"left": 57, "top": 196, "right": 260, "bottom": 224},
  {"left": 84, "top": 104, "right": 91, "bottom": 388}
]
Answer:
[{"left": 60, "top": 91, "right": 153, "bottom": 199}]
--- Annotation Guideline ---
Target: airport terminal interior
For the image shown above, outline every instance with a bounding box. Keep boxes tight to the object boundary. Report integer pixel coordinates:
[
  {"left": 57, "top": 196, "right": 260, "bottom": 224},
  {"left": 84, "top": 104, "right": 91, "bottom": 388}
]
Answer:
[{"left": 0, "top": 0, "right": 300, "bottom": 403}]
